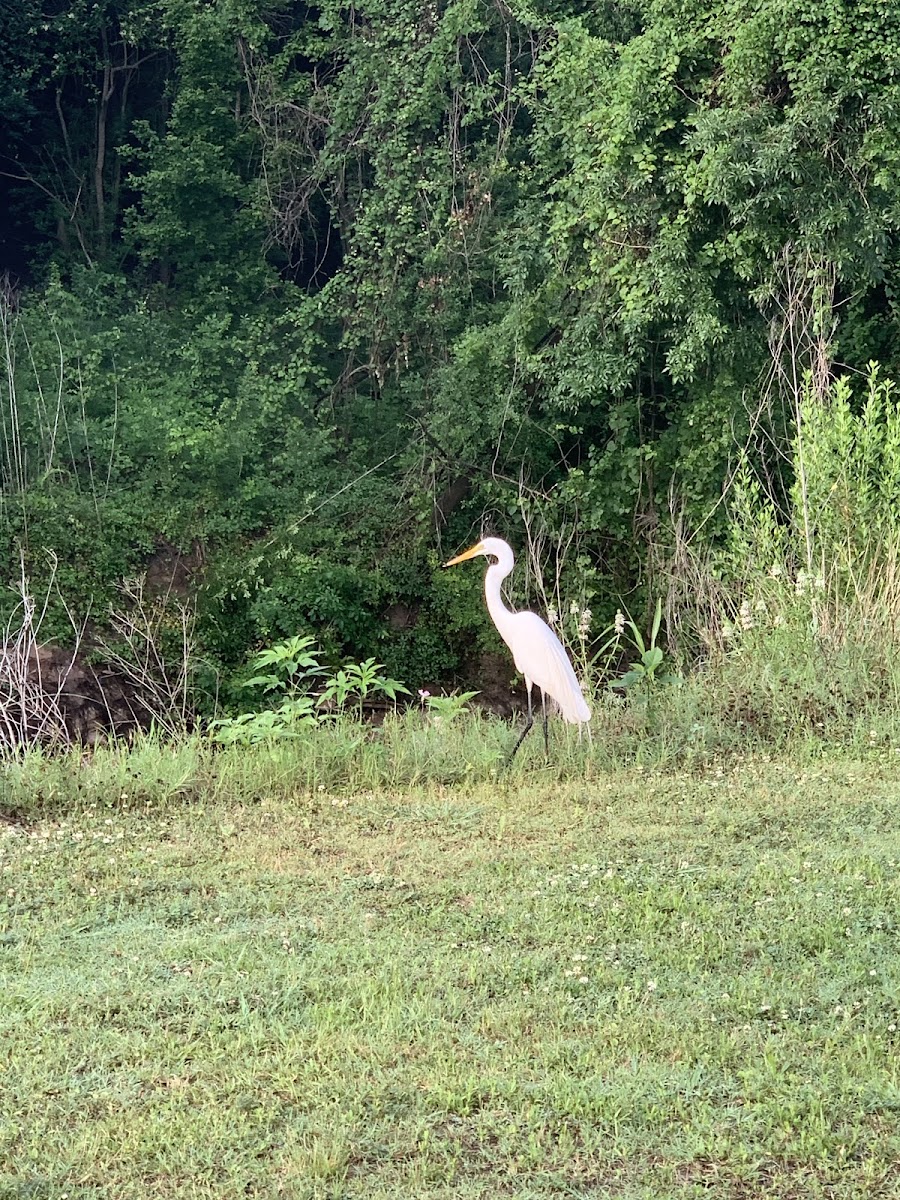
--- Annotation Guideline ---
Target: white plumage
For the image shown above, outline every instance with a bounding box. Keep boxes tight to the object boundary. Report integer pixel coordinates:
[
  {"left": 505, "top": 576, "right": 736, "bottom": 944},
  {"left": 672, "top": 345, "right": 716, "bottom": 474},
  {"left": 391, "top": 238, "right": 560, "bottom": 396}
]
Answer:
[
  {"left": 443, "top": 536, "right": 591, "bottom": 757},
  {"left": 503, "top": 609, "right": 591, "bottom": 723}
]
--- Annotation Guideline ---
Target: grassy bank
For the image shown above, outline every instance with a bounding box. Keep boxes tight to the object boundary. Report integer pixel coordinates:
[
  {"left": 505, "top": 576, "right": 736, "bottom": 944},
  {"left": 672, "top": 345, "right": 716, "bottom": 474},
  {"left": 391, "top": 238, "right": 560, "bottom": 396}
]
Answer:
[
  {"left": 6, "top": 671, "right": 900, "bottom": 824},
  {"left": 4, "top": 756, "right": 900, "bottom": 1197}
]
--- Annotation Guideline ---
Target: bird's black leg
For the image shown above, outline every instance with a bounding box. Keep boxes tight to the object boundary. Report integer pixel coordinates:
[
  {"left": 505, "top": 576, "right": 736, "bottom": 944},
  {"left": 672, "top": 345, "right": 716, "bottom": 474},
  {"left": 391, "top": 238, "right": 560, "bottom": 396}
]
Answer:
[
  {"left": 507, "top": 683, "right": 534, "bottom": 765},
  {"left": 541, "top": 691, "right": 549, "bottom": 760}
]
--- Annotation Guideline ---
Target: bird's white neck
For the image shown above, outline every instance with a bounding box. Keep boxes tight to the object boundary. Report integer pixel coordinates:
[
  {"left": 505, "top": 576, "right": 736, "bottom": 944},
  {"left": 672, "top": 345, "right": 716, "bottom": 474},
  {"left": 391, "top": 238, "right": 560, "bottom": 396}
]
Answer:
[{"left": 484, "top": 546, "right": 516, "bottom": 636}]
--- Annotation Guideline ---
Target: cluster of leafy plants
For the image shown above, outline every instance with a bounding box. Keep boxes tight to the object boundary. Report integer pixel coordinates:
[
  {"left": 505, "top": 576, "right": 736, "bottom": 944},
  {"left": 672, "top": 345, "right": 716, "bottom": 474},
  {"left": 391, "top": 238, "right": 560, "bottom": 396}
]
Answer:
[{"left": 209, "top": 635, "right": 409, "bottom": 744}]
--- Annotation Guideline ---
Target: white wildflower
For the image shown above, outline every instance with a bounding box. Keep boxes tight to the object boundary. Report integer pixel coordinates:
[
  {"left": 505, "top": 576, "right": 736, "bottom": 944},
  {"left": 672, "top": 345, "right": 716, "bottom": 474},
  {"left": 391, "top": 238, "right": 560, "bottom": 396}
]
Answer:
[
  {"left": 614, "top": 609, "right": 626, "bottom": 636},
  {"left": 768, "top": 563, "right": 783, "bottom": 578},
  {"left": 578, "top": 607, "right": 593, "bottom": 637},
  {"left": 547, "top": 605, "right": 558, "bottom": 627},
  {"left": 738, "top": 599, "right": 755, "bottom": 631}
]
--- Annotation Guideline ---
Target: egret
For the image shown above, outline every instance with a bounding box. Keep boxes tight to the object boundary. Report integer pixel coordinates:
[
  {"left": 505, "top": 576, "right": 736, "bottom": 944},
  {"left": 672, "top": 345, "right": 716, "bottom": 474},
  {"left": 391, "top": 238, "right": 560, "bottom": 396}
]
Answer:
[{"left": 443, "top": 537, "right": 591, "bottom": 760}]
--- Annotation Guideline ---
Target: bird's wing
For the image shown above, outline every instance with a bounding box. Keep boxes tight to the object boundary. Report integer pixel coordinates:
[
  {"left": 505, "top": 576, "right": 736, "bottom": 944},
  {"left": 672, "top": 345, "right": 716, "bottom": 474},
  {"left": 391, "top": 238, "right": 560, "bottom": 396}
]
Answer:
[{"left": 507, "top": 612, "right": 591, "bottom": 724}]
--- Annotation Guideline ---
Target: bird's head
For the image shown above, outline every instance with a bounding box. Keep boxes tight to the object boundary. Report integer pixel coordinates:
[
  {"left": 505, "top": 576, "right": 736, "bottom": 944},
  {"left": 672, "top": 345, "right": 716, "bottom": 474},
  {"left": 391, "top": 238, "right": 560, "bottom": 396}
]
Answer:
[{"left": 443, "top": 537, "right": 511, "bottom": 567}]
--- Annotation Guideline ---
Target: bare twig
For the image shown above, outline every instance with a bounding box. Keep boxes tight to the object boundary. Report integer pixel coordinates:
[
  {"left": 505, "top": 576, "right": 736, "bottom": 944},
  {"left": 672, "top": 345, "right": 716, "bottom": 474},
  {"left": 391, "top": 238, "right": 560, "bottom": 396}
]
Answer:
[
  {"left": 0, "top": 552, "right": 85, "bottom": 753},
  {"left": 95, "top": 577, "right": 198, "bottom": 737}
]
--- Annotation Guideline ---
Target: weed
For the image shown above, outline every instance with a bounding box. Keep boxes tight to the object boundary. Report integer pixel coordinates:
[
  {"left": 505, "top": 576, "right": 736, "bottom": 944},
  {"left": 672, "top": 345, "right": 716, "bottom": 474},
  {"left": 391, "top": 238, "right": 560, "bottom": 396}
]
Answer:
[
  {"left": 614, "top": 598, "right": 668, "bottom": 691},
  {"left": 420, "top": 689, "right": 480, "bottom": 722},
  {"left": 210, "top": 636, "right": 409, "bottom": 744}
]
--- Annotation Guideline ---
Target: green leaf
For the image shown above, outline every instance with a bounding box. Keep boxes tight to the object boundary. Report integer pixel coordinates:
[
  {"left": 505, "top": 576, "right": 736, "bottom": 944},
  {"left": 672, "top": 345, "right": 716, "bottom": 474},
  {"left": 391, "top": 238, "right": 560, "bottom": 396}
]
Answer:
[
  {"left": 642, "top": 646, "right": 664, "bottom": 672},
  {"left": 650, "top": 597, "right": 662, "bottom": 647},
  {"left": 243, "top": 673, "right": 281, "bottom": 691}
]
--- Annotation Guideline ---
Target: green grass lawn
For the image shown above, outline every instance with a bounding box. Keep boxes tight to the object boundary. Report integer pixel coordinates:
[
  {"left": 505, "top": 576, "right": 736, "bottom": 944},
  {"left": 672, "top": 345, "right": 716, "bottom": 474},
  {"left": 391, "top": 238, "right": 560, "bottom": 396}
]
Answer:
[{"left": 4, "top": 756, "right": 900, "bottom": 1198}]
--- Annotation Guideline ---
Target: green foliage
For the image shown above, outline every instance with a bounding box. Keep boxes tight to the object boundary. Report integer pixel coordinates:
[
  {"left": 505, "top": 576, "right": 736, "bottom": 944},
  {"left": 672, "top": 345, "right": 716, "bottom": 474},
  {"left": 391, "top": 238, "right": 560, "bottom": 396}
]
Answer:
[
  {"left": 5, "top": 0, "right": 900, "bottom": 708},
  {"left": 0, "top": 268, "right": 339, "bottom": 642},
  {"left": 725, "top": 365, "right": 900, "bottom": 604},
  {"left": 242, "top": 634, "right": 324, "bottom": 695},
  {"left": 209, "top": 634, "right": 409, "bottom": 744},
  {"left": 615, "top": 598, "right": 669, "bottom": 691},
  {"left": 127, "top": 2, "right": 273, "bottom": 296},
  {"left": 663, "top": 366, "right": 900, "bottom": 744},
  {"left": 208, "top": 696, "right": 321, "bottom": 745},
  {"left": 320, "top": 658, "right": 409, "bottom": 718},
  {"left": 419, "top": 689, "right": 480, "bottom": 722},
  {"left": 208, "top": 633, "right": 328, "bottom": 744},
  {"left": 792, "top": 366, "right": 900, "bottom": 566}
]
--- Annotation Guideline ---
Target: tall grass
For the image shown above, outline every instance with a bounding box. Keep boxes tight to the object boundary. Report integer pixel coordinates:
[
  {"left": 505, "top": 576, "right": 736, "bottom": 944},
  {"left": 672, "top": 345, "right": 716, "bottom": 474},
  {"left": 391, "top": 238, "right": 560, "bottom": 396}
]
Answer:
[
  {"left": 646, "top": 365, "right": 900, "bottom": 747},
  {"left": 0, "top": 713, "right": 596, "bottom": 820},
  {"left": 7, "top": 686, "right": 900, "bottom": 823}
]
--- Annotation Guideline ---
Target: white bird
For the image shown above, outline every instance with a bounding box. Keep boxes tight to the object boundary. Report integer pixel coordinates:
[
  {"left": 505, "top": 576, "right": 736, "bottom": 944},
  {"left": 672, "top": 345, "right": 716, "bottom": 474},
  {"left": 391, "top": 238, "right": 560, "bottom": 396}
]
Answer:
[{"left": 443, "top": 537, "right": 591, "bottom": 760}]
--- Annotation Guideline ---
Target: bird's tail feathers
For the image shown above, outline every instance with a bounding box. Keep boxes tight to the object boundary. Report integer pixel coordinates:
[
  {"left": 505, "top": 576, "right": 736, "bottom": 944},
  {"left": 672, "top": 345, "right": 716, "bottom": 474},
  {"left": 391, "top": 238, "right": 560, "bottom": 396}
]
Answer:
[{"left": 561, "top": 694, "right": 592, "bottom": 724}]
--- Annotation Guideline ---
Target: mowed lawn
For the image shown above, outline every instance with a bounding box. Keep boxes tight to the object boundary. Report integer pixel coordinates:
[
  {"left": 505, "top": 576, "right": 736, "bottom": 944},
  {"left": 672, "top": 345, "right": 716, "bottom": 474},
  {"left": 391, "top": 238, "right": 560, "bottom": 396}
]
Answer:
[{"left": 4, "top": 758, "right": 900, "bottom": 1198}]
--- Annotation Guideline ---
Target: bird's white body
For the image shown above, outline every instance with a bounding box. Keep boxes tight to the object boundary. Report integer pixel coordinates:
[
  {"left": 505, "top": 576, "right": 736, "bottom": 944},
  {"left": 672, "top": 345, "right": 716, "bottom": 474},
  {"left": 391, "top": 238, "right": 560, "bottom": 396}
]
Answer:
[{"left": 446, "top": 537, "right": 591, "bottom": 725}]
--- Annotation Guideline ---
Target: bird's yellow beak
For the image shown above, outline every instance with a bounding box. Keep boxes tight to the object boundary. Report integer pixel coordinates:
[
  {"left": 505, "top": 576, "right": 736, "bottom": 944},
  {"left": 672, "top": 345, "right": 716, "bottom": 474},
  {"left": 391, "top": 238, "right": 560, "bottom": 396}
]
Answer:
[{"left": 443, "top": 541, "right": 484, "bottom": 567}]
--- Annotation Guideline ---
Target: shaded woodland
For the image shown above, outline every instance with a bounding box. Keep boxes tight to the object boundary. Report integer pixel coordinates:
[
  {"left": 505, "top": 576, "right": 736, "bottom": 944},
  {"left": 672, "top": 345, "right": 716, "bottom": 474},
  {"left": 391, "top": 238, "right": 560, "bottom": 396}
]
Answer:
[{"left": 2, "top": 0, "right": 900, "bottom": 702}]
